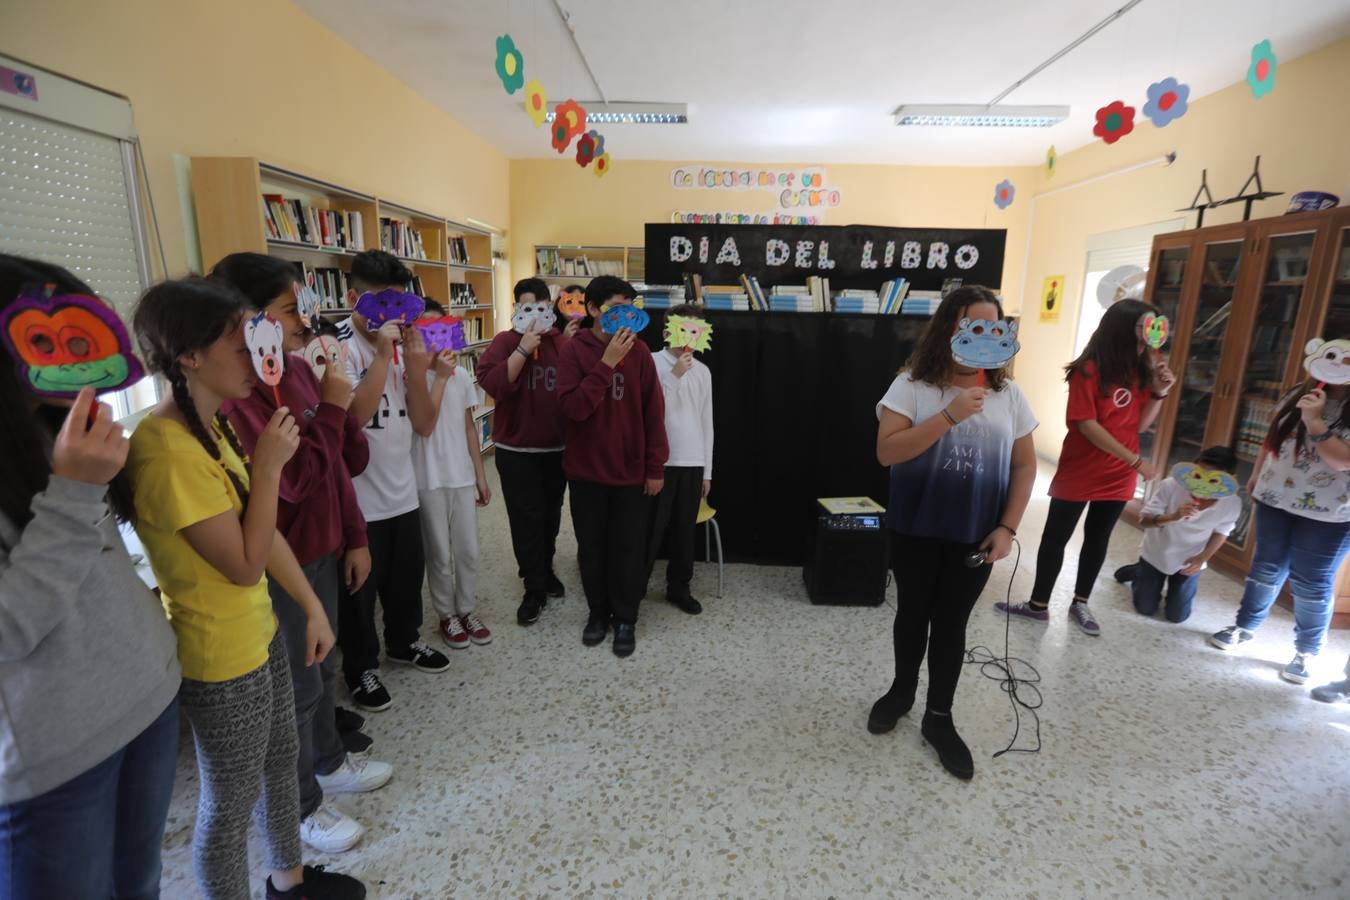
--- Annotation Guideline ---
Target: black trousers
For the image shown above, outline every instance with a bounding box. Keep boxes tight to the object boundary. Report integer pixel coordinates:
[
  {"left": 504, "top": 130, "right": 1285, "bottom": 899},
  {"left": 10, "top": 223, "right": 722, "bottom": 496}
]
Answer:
[
  {"left": 569, "top": 480, "right": 648, "bottom": 625},
  {"left": 495, "top": 448, "right": 567, "bottom": 595},
  {"left": 889, "top": 534, "right": 992, "bottom": 714},
  {"left": 339, "top": 508, "right": 425, "bottom": 688},
  {"left": 645, "top": 466, "right": 703, "bottom": 598},
  {"left": 1030, "top": 498, "right": 1126, "bottom": 604}
]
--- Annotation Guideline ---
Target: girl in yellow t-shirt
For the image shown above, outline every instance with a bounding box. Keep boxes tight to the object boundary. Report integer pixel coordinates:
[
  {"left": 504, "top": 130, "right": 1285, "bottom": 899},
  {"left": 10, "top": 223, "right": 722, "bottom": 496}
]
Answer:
[{"left": 128, "top": 278, "right": 363, "bottom": 900}]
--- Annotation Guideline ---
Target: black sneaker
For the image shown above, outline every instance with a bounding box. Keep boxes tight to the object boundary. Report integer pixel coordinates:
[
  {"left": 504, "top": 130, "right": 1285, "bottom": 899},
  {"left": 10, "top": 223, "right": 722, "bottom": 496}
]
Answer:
[
  {"left": 1114, "top": 563, "right": 1138, "bottom": 584},
  {"left": 867, "top": 686, "right": 915, "bottom": 735},
  {"left": 340, "top": 729, "right": 374, "bottom": 755},
  {"left": 546, "top": 572, "right": 566, "bottom": 598},
  {"left": 613, "top": 622, "right": 636, "bottom": 658},
  {"left": 582, "top": 614, "right": 610, "bottom": 646},
  {"left": 267, "top": 864, "right": 366, "bottom": 900},
  {"left": 350, "top": 670, "right": 392, "bottom": 712},
  {"left": 517, "top": 591, "right": 547, "bottom": 625},
  {"left": 387, "top": 640, "right": 451, "bottom": 673},
  {"left": 668, "top": 591, "right": 703, "bottom": 615},
  {"left": 334, "top": 706, "right": 365, "bottom": 734},
  {"left": 1311, "top": 677, "right": 1350, "bottom": 704},
  {"left": 921, "top": 711, "right": 974, "bottom": 780}
]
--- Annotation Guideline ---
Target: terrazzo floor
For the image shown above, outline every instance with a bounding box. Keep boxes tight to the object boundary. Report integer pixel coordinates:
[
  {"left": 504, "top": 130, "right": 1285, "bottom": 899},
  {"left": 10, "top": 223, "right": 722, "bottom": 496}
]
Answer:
[{"left": 158, "top": 465, "right": 1350, "bottom": 899}]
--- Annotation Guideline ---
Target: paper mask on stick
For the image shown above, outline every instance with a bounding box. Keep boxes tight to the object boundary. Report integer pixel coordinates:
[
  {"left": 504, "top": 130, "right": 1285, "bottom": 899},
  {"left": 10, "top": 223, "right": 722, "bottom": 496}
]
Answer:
[
  {"left": 303, "top": 334, "right": 347, "bottom": 380},
  {"left": 1303, "top": 337, "right": 1350, "bottom": 388},
  {"left": 512, "top": 300, "right": 556, "bottom": 334},
  {"left": 558, "top": 290, "right": 587, "bottom": 321},
  {"left": 294, "top": 280, "right": 320, "bottom": 327},
  {"left": 1141, "top": 314, "right": 1169, "bottom": 350},
  {"left": 599, "top": 303, "right": 650, "bottom": 335},
  {"left": 665, "top": 314, "right": 713, "bottom": 353},
  {"left": 354, "top": 289, "right": 424, "bottom": 330},
  {"left": 0, "top": 284, "right": 144, "bottom": 398},
  {"left": 950, "top": 318, "right": 1019, "bottom": 370},
  {"left": 245, "top": 312, "right": 285, "bottom": 405},
  {"left": 415, "top": 315, "right": 467, "bottom": 353},
  {"left": 1172, "top": 462, "right": 1240, "bottom": 499}
]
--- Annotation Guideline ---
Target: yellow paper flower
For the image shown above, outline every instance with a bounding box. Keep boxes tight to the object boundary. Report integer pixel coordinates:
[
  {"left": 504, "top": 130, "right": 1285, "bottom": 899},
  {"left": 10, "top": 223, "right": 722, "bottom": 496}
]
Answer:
[
  {"left": 593, "top": 152, "right": 611, "bottom": 178},
  {"left": 524, "top": 80, "right": 548, "bottom": 127}
]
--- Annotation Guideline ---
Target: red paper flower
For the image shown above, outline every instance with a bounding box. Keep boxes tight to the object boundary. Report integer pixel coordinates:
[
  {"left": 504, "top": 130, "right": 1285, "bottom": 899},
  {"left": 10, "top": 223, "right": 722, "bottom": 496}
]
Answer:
[
  {"left": 551, "top": 119, "right": 571, "bottom": 153},
  {"left": 575, "top": 132, "right": 596, "bottom": 167},
  {"left": 1093, "top": 100, "right": 1135, "bottom": 145}
]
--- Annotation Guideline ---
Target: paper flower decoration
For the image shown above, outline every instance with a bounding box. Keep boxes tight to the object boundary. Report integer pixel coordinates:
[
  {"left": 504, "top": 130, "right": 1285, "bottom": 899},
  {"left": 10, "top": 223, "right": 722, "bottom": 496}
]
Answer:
[
  {"left": 551, "top": 119, "right": 571, "bottom": 153},
  {"left": 593, "top": 152, "right": 611, "bottom": 178},
  {"left": 524, "top": 80, "right": 548, "bottom": 127},
  {"left": 1143, "top": 77, "right": 1190, "bottom": 127},
  {"left": 993, "top": 179, "right": 1015, "bottom": 210},
  {"left": 494, "top": 35, "right": 524, "bottom": 95},
  {"left": 588, "top": 130, "right": 605, "bottom": 157},
  {"left": 575, "top": 132, "right": 596, "bottom": 168},
  {"left": 1092, "top": 100, "right": 1135, "bottom": 144},
  {"left": 1045, "top": 145, "right": 1056, "bottom": 178},
  {"left": 1247, "top": 39, "right": 1276, "bottom": 98},
  {"left": 556, "top": 99, "right": 586, "bottom": 140}
]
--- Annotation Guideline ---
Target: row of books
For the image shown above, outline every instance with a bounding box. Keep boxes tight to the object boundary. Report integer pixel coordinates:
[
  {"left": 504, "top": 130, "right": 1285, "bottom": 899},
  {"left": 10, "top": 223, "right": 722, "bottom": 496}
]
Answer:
[
  {"left": 536, "top": 248, "right": 624, "bottom": 277},
  {"left": 449, "top": 283, "right": 478, "bottom": 307},
  {"left": 263, "top": 195, "right": 366, "bottom": 251},
  {"left": 1235, "top": 387, "right": 1283, "bottom": 459},
  {"left": 295, "top": 263, "right": 352, "bottom": 310},
  {"left": 633, "top": 284, "right": 686, "bottom": 310},
  {"left": 899, "top": 290, "right": 943, "bottom": 316},
  {"left": 379, "top": 218, "right": 427, "bottom": 260},
  {"left": 448, "top": 237, "right": 472, "bottom": 265}
]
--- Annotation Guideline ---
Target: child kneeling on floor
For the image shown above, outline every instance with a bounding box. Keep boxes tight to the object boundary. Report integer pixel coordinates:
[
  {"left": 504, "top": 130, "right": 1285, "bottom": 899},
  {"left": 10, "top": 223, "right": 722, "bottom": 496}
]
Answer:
[{"left": 1126, "top": 445, "right": 1242, "bottom": 623}]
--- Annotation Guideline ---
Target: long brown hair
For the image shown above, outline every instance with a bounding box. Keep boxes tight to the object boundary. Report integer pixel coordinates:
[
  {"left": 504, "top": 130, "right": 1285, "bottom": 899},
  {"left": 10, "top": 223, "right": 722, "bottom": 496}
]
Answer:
[
  {"left": 1065, "top": 298, "right": 1156, "bottom": 391},
  {"left": 1262, "top": 378, "right": 1348, "bottom": 459},
  {"left": 903, "top": 285, "right": 1011, "bottom": 391}
]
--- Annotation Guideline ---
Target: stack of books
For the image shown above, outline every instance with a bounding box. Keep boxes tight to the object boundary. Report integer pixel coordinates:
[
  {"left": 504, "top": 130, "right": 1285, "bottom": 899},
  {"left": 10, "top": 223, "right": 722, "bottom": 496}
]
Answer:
[
  {"left": 769, "top": 285, "right": 815, "bottom": 312},
  {"left": 448, "top": 237, "right": 471, "bottom": 265},
  {"left": 633, "top": 284, "right": 683, "bottom": 309},
  {"left": 901, "top": 290, "right": 942, "bottom": 316},
  {"left": 449, "top": 283, "right": 477, "bottom": 307},
  {"left": 703, "top": 288, "right": 750, "bottom": 311},
  {"left": 1236, "top": 393, "right": 1279, "bottom": 459},
  {"left": 833, "top": 290, "right": 880, "bottom": 313},
  {"left": 379, "top": 218, "right": 427, "bottom": 260},
  {"left": 262, "top": 194, "right": 364, "bottom": 251},
  {"left": 462, "top": 317, "right": 485, "bottom": 343}
]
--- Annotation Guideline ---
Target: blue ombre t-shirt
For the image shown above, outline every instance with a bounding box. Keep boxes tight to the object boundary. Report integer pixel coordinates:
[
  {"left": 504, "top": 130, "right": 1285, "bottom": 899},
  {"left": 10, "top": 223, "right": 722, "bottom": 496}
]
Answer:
[{"left": 876, "top": 374, "right": 1038, "bottom": 544}]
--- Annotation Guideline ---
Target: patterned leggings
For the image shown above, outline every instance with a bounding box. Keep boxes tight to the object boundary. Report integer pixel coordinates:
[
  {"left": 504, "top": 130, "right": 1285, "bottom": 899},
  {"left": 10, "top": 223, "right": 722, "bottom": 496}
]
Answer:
[{"left": 179, "top": 633, "right": 303, "bottom": 900}]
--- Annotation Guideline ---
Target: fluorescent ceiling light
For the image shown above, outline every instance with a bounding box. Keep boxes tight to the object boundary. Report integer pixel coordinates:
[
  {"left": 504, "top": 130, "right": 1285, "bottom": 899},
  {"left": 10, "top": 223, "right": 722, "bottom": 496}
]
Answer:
[
  {"left": 545, "top": 102, "right": 688, "bottom": 125},
  {"left": 893, "top": 104, "right": 1069, "bottom": 127}
]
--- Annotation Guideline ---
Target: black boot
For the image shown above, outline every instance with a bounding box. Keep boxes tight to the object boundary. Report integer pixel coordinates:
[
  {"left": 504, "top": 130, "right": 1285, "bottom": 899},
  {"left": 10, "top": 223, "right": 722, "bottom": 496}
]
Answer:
[
  {"left": 582, "top": 614, "right": 610, "bottom": 646},
  {"left": 668, "top": 590, "right": 703, "bottom": 615},
  {"left": 517, "top": 590, "right": 547, "bottom": 626},
  {"left": 546, "top": 571, "right": 566, "bottom": 598},
  {"left": 612, "top": 622, "right": 636, "bottom": 657},
  {"left": 334, "top": 706, "right": 365, "bottom": 734},
  {"left": 867, "top": 685, "right": 915, "bottom": 734},
  {"left": 921, "top": 711, "right": 974, "bottom": 780}
]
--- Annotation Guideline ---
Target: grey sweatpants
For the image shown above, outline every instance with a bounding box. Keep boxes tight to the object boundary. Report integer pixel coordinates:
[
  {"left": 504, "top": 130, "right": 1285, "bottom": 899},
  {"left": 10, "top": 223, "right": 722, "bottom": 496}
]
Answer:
[
  {"left": 179, "top": 632, "right": 303, "bottom": 900},
  {"left": 418, "top": 485, "right": 481, "bottom": 618}
]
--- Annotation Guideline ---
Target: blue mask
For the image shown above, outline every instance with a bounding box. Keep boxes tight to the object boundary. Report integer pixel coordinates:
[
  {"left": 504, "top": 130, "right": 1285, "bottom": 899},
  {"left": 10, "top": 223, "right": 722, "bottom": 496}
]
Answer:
[
  {"left": 599, "top": 303, "right": 650, "bottom": 335},
  {"left": 950, "top": 317, "right": 1020, "bottom": 369}
]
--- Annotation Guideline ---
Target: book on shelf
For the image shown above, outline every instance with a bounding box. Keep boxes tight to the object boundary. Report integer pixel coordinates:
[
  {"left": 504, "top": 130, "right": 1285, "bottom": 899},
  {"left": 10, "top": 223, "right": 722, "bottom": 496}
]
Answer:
[
  {"left": 682, "top": 273, "right": 704, "bottom": 302},
  {"left": 833, "top": 289, "right": 881, "bottom": 314},
  {"left": 880, "top": 279, "right": 911, "bottom": 314},
  {"left": 380, "top": 218, "right": 428, "bottom": 260},
  {"left": 739, "top": 275, "right": 768, "bottom": 311},
  {"left": 901, "top": 290, "right": 941, "bottom": 316},
  {"left": 448, "top": 237, "right": 471, "bottom": 265},
  {"left": 703, "top": 289, "right": 750, "bottom": 311},
  {"left": 290, "top": 262, "right": 353, "bottom": 311},
  {"left": 262, "top": 194, "right": 363, "bottom": 251},
  {"left": 634, "top": 284, "right": 683, "bottom": 309},
  {"left": 449, "top": 283, "right": 478, "bottom": 307}
]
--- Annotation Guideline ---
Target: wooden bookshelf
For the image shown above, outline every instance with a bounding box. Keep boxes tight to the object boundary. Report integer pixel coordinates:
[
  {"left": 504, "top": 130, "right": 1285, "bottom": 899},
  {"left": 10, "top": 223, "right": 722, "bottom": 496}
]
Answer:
[
  {"left": 533, "top": 244, "right": 638, "bottom": 282},
  {"left": 191, "top": 156, "right": 500, "bottom": 453}
]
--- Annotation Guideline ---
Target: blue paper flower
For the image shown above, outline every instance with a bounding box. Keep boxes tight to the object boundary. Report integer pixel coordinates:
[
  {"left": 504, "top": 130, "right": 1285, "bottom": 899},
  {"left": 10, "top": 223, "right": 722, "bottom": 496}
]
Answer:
[
  {"left": 1247, "top": 39, "right": 1276, "bottom": 98},
  {"left": 993, "top": 179, "right": 1015, "bottom": 210},
  {"left": 1143, "top": 77, "right": 1190, "bottom": 127}
]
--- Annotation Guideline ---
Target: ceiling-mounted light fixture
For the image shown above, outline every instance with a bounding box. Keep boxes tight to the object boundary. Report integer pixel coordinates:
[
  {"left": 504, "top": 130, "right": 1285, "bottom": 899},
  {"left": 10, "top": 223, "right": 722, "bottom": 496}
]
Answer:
[
  {"left": 894, "top": 104, "right": 1070, "bottom": 127},
  {"left": 545, "top": 102, "right": 688, "bottom": 125}
]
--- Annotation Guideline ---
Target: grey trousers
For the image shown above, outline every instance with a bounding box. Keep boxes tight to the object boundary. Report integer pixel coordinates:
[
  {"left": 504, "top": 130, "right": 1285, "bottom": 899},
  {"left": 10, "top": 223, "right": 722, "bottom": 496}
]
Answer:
[
  {"left": 179, "top": 633, "right": 303, "bottom": 900},
  {"left": 418, "top": 485, "right": 481, "bottom": 618},
  {"left": 270, "top": 554, "right": 346, "bottom": 819}
]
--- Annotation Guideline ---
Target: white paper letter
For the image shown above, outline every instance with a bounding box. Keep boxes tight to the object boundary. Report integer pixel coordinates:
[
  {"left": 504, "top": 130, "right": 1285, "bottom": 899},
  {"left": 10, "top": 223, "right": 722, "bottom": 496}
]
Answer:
[
  {"left": 795, "top": 241, "right": 815, "bottom": 267},
  {"left": 861, "top": 240, "right": 877, "bottom": 269},
  {"left": 900, "top": 241, "right": 921, "bottom": 268},
  {"left": 715, "top": 237, "right": 741, "bottom": 266},
  {"left": 954, "top": 244, "right": 979, "bottom": 270},
  {"left": 927, "top": 242, "right": 949, "bottom": 269},
  {"left": 670, "top": 236, "right": 693, "bottom": 262},
  {"left": 698, "top": 236, "right": 710, "bottom": 264},
  {"left": 766, "top": 239, "right": 790, "bottom": 265},
  {"left": 817, "top": 241, "right": 836, "bottom": 270}
]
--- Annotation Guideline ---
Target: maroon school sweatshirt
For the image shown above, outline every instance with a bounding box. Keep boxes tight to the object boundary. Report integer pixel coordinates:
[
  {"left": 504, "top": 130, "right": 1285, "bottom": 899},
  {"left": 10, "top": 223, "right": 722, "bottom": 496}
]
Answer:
[
  {"left": 557, "top": 329, "right": 668, "bottom": 486},
  {"left": 476, "top": 329, "right": 569, "bottom": 450},
  {"left": 222, "top": 353, "right": 369, "bottom": 565}
]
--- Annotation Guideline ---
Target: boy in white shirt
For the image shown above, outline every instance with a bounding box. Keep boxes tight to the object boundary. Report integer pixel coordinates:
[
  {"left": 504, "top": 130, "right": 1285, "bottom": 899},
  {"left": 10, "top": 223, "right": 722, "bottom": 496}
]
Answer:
[
  {"left": 1124, "top": 446, "right": 1242, "bottom": 623},
  {"left": 645, "top": 304, "right": 714, "bottom": 614},
  {"left": 411, "top": 300, "right": 493, "bottom": 650}
]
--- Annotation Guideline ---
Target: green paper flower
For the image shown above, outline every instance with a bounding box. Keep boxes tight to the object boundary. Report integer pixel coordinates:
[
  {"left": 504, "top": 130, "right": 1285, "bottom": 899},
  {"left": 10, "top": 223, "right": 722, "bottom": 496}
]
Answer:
[
  {"left": 1247, "top": 39, "right": 1276, "bottom": 99},
  {"left": 495, "top": 34, "right": 524, "bottom": 94}
]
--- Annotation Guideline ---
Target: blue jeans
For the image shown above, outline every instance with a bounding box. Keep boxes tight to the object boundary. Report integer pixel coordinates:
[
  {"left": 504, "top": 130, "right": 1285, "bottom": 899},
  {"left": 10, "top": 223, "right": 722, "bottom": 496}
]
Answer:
[
  {"left": 1131, "top": 557, "right": 1199, "bottom": 622},
  {"left": 1236, "top": 502, "right": 1350, "bottom": 654},
  {"left": 0, "top": 697, "right": 178, "bottom": 899}
]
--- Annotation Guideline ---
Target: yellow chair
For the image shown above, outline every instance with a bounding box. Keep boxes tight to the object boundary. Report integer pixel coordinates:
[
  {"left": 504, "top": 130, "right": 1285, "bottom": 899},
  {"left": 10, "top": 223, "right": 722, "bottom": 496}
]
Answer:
[{"left": 697, "top": 498, "right": 723, "bottom": 598}]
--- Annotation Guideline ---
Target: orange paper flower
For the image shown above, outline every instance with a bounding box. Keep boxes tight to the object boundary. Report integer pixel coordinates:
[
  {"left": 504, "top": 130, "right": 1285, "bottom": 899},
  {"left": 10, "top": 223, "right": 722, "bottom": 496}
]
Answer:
[
  {"left": 555, "top": 99, "right": 587, "bottom": 142},
  {"left": 524, "top": 80, "right": 548, "bottom": 127}
]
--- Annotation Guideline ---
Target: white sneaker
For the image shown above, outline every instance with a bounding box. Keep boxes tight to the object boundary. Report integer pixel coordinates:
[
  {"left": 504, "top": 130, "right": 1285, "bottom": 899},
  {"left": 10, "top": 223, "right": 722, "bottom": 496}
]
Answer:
[
  {"left": 299, "top": 801, "right": 363, "bottom": 853},
  {"left": 316, "top": 753, "right": 393, "bottom": 794}
]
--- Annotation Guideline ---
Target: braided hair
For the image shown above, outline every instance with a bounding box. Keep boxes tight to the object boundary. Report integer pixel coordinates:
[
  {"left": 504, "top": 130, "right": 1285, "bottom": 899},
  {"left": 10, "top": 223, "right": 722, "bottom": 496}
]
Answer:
[{"left": 132, "top": 278, "right": 253, "bottom": 502}]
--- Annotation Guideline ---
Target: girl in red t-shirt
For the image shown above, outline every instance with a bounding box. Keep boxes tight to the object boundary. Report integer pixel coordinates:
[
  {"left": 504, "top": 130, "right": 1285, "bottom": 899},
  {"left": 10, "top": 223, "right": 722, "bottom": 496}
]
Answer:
[{"left": 998, "top": 299, "right": 1175, "bottom": 635}]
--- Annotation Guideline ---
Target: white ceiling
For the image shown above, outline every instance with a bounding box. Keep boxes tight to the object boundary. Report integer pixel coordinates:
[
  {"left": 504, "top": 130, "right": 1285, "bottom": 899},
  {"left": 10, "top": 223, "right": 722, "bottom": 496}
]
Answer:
[{"left": 294, "top": 0, "right": 1350, "bottom": 166}]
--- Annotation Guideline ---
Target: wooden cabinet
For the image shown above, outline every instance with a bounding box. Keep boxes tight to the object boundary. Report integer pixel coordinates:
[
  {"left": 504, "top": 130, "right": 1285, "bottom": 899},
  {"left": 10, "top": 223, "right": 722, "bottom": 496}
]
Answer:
[{"left": 1137, "top": 206, "right": 1350, "bottom": 626}]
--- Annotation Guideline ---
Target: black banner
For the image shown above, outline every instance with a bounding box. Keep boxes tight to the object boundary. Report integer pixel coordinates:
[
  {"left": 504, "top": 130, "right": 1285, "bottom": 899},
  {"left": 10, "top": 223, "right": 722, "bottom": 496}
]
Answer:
[{"left": 644, "top": 223, "right": 1006, "bottom": 292}]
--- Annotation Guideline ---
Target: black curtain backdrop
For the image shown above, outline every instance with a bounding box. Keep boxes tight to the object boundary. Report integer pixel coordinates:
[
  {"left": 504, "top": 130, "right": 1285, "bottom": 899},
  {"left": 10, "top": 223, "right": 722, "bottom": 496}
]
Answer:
[{"left": 638, "top": 311, "right": 931, "bottom": 566}]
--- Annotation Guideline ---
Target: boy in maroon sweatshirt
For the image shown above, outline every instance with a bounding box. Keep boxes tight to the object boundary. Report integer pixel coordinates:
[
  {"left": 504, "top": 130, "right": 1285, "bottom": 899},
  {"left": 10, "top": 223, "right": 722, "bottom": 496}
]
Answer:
[
  {"left": 477, "top": 278, "right": 572, "bottom": 626},
  {"left": 212, "top": 253, "right": 392, "bottom": 856},
  {"left": 557, "top": 275, "right": 669, "bottom": 657}
]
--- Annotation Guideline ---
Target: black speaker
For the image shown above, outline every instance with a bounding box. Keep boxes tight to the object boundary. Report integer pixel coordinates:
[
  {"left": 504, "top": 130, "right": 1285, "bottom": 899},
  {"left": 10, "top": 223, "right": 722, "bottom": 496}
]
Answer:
[{"left": 803, "top": 512, "right": 890, "bottom": 606}]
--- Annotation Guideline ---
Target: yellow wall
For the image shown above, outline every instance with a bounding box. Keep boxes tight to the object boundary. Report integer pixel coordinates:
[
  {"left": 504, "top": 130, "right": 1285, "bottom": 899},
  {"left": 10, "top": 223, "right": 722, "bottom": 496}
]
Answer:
[
  {"left": 510, "top": 160, "right": 1034, "bottom": 309},
  {"left": 1017, "top": 37, "right": 1350, "bottom": 457},
  {"left": 0, "top": 0, "right": 510, "bottom": 279}
]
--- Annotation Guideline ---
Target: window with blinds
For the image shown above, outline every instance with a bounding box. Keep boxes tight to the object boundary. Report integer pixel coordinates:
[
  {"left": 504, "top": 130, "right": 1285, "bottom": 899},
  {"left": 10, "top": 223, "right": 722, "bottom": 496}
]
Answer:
[{"left": 0, "top": 56, "right": 158, "bottom": 418}]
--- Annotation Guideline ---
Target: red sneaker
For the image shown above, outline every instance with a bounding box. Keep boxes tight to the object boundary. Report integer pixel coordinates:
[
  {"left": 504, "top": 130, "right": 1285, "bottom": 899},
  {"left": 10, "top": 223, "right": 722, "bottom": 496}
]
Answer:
[
  {"left": 461, "top": 613, "right": 492, "bottom": 646},
  {"left": 438, "top": 616, "right": 469, "bottom": 650}
]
